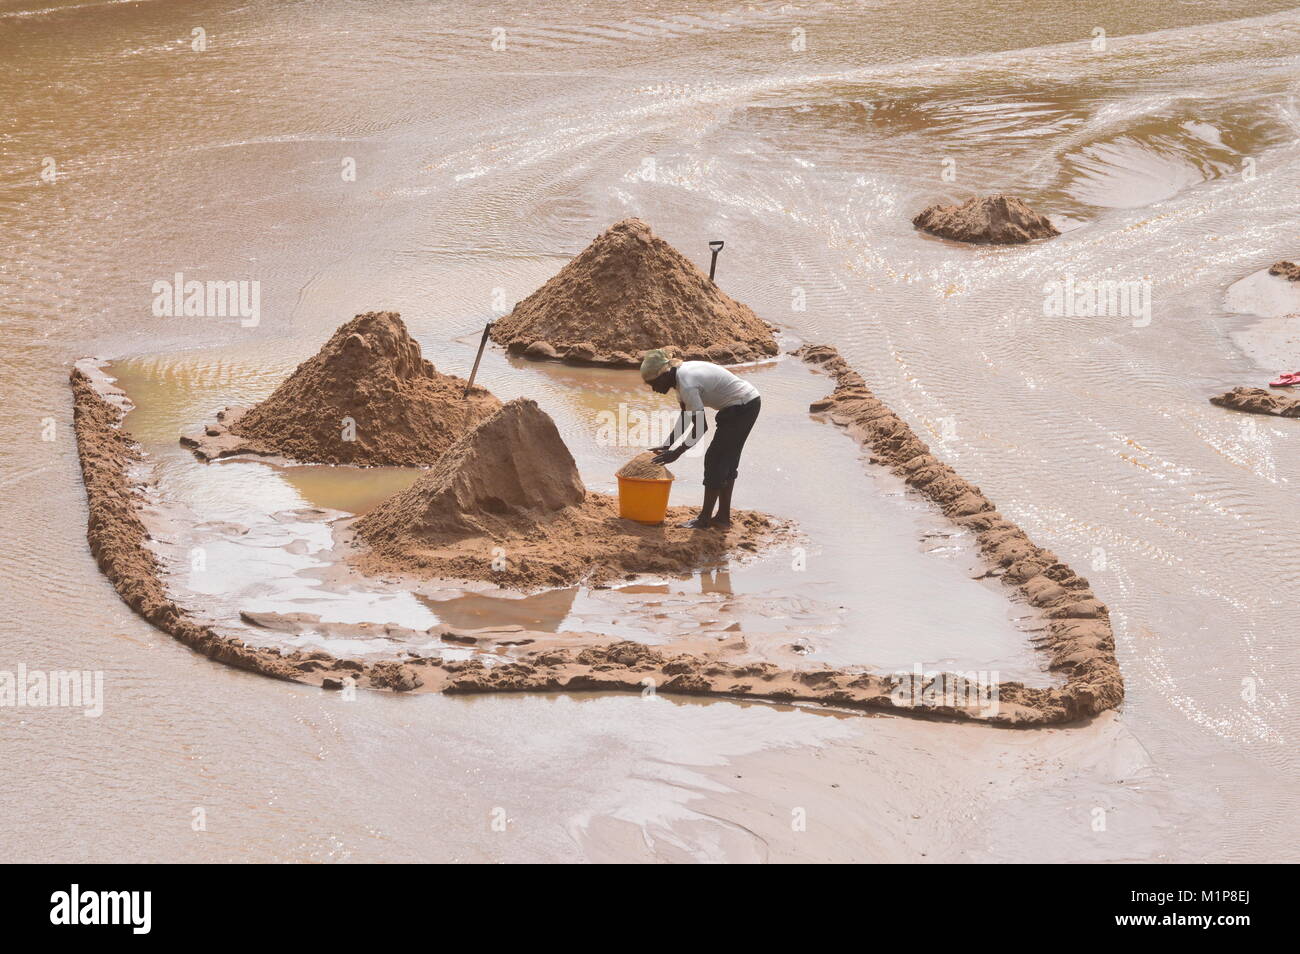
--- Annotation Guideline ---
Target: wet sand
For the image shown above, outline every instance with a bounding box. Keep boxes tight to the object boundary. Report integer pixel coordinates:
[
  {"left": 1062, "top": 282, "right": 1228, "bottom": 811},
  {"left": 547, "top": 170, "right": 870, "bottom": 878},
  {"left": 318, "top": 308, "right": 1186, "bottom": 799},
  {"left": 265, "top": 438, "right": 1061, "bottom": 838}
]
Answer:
[
  {"left": 1210, "top": 386, "right": 1300, "bottom": 418},
  {"left": 1221, "top": 266, "right": 1300, "bottom": 386},
  {"left": 572, "top": 709, "right": 1159, "bottom": 863},
  {"left": 7, "top": 0, "right": 1300, "bottom": 863}
]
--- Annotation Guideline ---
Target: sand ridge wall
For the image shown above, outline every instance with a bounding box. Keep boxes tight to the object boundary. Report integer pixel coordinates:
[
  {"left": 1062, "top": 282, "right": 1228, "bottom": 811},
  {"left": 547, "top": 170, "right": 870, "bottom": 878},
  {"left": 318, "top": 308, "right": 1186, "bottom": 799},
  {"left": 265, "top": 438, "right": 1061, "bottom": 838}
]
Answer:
[
  {"left": 72, "top": 359, "right": 1120, "bottom": 725},
  {"left": 795, "top": 344, "right": 1125, "bottom": 722},
  {"left": 70, "top": 364, "right": 427, "bottom": 692}
]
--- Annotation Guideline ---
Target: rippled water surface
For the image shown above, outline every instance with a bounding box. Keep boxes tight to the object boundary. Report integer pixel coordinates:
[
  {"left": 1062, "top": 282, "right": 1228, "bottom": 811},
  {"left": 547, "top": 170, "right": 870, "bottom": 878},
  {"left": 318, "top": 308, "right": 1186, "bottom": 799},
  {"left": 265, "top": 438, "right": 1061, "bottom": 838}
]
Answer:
[{"left": 3, "top": 0, "right": 1298, "bottom": 862}]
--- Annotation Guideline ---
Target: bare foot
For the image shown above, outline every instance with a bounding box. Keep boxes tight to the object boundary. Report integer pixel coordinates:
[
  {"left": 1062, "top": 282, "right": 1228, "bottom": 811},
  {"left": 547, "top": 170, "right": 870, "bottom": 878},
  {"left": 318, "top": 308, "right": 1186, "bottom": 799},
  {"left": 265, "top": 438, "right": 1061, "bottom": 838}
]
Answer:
[
  {"left": 710, "top": 518, "right": 732, "bottom": 530},
  {"left": 679, "top": 516, "right": 714, "bottom": 530}
]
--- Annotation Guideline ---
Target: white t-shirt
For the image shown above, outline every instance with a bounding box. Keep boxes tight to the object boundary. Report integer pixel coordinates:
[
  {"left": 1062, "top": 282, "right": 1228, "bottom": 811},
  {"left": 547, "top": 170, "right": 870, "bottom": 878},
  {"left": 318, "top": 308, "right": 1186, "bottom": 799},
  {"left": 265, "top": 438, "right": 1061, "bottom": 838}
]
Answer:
[{"left": 674, "top": 361, "right": 759, "bottom": 412}]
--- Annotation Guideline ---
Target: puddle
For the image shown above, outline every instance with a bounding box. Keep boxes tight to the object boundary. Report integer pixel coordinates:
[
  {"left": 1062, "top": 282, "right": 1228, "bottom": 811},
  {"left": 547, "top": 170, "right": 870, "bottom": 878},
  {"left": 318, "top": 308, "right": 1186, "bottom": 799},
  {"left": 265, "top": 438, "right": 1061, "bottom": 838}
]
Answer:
[
  {"left": 111, "top": 343, "right": 1057, "bottom": 686},
  {"left": 277, "top": 465, "right": 422, "bottom": 515}
]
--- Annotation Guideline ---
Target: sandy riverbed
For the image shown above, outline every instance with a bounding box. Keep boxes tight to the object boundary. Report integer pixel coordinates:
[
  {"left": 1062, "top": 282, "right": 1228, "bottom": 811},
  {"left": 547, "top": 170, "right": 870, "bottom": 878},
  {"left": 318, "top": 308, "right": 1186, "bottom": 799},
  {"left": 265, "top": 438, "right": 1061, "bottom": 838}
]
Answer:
[{"left": 5, "top": 0, "right": 1299, "bottom": 862}]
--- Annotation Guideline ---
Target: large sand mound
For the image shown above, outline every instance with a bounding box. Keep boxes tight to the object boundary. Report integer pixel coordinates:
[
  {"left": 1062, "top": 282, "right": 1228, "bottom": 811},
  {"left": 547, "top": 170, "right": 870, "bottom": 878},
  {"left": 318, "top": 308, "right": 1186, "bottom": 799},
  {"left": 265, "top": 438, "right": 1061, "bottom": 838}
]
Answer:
[
  {"left": 182, "top": 312, "right": 500, "bottom": 466},
  {"left": 1210, "top": 386, "right": 1300, "bottom": 418},
  {"left": 490, "top": 218, "right": 779, "bottom": 366},
  {"left": 352, "top": 397, "right": 781, "bottom": 588},
  {"left": 912, "top": 194, "right": 1059, "bottom": 245}
]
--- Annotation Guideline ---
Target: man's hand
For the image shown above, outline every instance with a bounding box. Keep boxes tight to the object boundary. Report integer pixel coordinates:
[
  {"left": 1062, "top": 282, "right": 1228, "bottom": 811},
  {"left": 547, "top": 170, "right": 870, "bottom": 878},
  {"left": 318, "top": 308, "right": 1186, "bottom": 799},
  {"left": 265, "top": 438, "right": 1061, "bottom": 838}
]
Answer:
[{"left": 651, "top": 447, "right": 683, "bottom": 466}]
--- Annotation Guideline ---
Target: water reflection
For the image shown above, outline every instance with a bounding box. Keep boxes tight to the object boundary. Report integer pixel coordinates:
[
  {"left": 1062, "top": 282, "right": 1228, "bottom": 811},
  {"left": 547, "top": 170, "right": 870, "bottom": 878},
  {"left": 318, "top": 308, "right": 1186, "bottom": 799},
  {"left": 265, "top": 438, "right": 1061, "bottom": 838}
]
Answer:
[
  {"left": 416, "top": 587, "right": 580, "bottom": 633},
  {"left": 698, "top": 569, "right": 733, "bottom": 595}
]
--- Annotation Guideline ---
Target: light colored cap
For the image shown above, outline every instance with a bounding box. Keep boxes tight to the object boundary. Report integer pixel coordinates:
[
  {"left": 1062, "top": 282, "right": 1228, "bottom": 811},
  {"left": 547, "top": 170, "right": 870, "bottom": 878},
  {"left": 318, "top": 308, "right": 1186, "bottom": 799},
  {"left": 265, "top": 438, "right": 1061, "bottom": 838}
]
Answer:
[{"left": 639, "top": 349, "right": 679, "bottom": 382}]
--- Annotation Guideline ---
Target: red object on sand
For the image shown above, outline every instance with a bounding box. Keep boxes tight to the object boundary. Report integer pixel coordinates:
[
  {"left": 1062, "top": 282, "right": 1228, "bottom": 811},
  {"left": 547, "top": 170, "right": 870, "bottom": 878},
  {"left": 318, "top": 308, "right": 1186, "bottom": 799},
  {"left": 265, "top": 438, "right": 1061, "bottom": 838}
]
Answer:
[{"left": 1269, "top": 372, "right": 1300, "bottom": 388}]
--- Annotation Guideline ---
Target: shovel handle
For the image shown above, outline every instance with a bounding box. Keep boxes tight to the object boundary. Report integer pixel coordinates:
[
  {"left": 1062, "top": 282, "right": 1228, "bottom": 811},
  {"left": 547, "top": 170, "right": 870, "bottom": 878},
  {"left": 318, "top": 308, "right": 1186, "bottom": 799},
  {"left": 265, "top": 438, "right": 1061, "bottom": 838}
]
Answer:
[
  {"left": 465, "top": 320, "right": 493, "bottom": 396},
  {"left": 708, "top": 240, "right": 725, "bottom": 282}
]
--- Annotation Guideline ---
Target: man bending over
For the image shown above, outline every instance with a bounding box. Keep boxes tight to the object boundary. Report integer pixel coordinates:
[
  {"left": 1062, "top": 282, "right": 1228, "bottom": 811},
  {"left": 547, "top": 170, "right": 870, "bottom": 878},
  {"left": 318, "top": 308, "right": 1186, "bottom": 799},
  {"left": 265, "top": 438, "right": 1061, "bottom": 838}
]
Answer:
[{"left": 640, "top": 349, "right": 761, "bottom": 530}]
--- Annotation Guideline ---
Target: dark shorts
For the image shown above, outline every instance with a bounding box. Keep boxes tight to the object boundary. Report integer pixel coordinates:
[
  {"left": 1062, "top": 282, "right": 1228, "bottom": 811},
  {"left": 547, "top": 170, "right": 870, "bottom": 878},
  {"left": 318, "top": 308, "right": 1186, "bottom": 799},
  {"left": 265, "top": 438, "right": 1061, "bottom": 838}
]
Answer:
[{"left": 703, "top": 396, "right": 760, "bottom": 489}]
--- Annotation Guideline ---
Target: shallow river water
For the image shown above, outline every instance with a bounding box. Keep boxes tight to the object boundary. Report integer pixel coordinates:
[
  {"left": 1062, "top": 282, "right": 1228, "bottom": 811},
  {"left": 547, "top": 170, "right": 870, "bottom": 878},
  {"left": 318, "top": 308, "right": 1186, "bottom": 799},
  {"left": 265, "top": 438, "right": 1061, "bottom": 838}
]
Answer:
[{"left": 3, "top": 0, "right": 1298, "bottom": 862}]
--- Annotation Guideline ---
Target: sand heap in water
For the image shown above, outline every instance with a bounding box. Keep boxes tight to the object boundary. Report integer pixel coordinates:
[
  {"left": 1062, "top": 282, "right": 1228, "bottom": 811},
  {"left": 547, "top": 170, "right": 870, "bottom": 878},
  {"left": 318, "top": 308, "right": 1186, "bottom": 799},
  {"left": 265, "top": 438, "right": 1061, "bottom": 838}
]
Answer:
[
  {"left": 912, "top": 194, "right": 1059, "bottom": 245},
  {"left": 182, "top": 312, "right": 500, "bottom": 466},
  {"left": 357, "top": 397, "right": 586, "bottom": 540},
  {"left": 616, "top": 451, "right": 673, "bottom": 480},
  {"left": 352, "top": 398, "right": 780, "bottom": 588},
  {"left": 1210, "top": 386, "right": 1300, "bottom": 418},
  {"left": 1268, "top": 261, "right": 1300, "bottom": 282},
  {"left": 489, "top": 218, "right": 779, "bottom": 367}
]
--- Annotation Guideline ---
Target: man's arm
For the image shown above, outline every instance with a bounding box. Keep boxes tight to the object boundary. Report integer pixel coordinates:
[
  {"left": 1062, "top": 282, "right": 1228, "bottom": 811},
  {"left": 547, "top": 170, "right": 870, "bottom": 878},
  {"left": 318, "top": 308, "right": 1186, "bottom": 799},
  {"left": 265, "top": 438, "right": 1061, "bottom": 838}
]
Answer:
[
  {"left": 651, "top": 402, "right": 692, "bottom": 451},
  {"left": 653, "top": 401, "right": 707, "bottom": 464}
]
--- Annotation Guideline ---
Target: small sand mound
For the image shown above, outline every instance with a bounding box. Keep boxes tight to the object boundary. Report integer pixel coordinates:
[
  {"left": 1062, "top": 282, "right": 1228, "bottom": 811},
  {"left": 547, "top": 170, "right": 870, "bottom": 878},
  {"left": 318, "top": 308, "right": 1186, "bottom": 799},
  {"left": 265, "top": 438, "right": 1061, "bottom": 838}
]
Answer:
[
  {"left": 1267, "top": 260, "right": 1300, "bottom": 282},
  {"left": 182, "top": 312, "right": 500, "bottom": 466},
  {"left": 912, "top": 194, "right": 1059, "bottom": 245},
  {"left": 489, "top": 218, "right": 779, "bottom": 366},
  {"left": 352, "top": 398, "right": 782, "bottom": 588},
  {"left": 356, "top": 398, "right": 587, "bottom": 541},
  {"left": 1210, "top": 386, "right": 1300, "bottom": 418},
  {"left": 616, "top": 452, "right": 673, "bottom": 480}
]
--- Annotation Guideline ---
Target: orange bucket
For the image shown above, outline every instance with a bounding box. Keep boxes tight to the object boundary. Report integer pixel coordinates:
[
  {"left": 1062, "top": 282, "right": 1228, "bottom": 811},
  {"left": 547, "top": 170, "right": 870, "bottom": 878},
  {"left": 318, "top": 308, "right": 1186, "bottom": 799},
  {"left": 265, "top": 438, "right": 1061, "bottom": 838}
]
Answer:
[{"left": 617, "top": 474, "right": 674, "bottom": 524}]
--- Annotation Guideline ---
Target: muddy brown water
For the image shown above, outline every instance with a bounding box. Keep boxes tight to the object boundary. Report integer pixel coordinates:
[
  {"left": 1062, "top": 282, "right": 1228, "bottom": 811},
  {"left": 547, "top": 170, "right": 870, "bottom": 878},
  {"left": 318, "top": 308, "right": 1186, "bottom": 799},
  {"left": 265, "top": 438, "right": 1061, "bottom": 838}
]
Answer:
[{"left": 3, "top": 0, "right": 1298, "bottom": 862}]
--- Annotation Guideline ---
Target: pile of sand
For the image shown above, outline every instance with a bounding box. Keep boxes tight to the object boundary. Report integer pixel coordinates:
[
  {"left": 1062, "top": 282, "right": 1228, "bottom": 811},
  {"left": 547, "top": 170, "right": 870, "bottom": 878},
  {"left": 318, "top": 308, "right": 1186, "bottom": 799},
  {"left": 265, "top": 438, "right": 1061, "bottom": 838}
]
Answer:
[
  {"left": 912, "top": 194, "right": 1059, "bottom": 245},
  {"left": 355, "top": 397, "right": 587, "bottom": 540},
  {"left": 616, "top": 452, "right": 673, "bottom": 480},
  {"left": 1210, "top": 386, "right": 1300, "bottom": 418},
  {"left": 489, "top": 218, "right": 779, "bottom": 367},
  {"left": 1268, "top": 260, "right": 1300, "bottom": 281},
  {"left": 181, "top": 312, "right": 500, "bottom": 466},
  {"left": 352, "top": 398, "right": 779, "bottom": 588}
]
